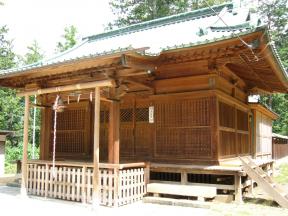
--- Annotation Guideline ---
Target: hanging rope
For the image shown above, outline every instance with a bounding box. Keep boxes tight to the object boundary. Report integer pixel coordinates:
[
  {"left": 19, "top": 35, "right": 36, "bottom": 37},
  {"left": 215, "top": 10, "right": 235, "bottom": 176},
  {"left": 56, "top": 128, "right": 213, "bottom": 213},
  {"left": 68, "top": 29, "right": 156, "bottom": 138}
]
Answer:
[
  {"left": 52, "top": 95, "right": 60, "bottom": 178},
  {"left": 32, "top": 95, "right": 37, "bottom": 159}
]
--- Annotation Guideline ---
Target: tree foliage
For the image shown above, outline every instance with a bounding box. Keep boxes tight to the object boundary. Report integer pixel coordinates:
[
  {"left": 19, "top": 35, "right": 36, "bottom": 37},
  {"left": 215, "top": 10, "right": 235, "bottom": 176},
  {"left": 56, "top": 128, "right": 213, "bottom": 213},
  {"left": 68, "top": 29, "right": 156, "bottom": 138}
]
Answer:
[
  {"left": 258, "top": 0, "right": 288, "bottom": 67},
  {"left": 258, "top": 0, "right": 288, "bottom": 135},
  {"left": 0, "top": 26, "right": 16, "bottom": 69},
  {"left": 0, "top": 26, "right": 24, "bottom": 147},
  {"left": 24, "top": 40, "right": 44, "bottom": 65},
  {"left": 56, "top": 25, "right": 78, "bottom": 52},
  {"left": 108, "top": 0, "right": 229, "bottom": 28}
]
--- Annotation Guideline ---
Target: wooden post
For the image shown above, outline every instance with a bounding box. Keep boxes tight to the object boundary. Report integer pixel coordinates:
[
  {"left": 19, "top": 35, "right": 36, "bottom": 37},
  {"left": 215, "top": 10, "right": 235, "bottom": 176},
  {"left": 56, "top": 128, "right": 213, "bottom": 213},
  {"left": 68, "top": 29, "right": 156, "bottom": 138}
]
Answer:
[
  {"left": 252, "top": 109, "right": 257, "bottom": 159},
  {"left": 234, "top": 174, "right": 242, "bottom": 203},
  {"left": 108, "top": 100, "right": 120, "bottom": 164},
  {"left": 181, "top": 171, "right": 187, "bottom": 185},
  {"left": 21, "top": 95, "right": 30, "bottom": 197},
  {"left": 92, "top": 87, "right": 100, "bottom": 206},
  {"left": 144, "top": 162, "right": 150, "bottom": 188},
  {"left": 82, "top": 166, "right": 87, "bottom": 204},
  {"left": 113, "top": 167, "right": 119, "bottom": 207}
]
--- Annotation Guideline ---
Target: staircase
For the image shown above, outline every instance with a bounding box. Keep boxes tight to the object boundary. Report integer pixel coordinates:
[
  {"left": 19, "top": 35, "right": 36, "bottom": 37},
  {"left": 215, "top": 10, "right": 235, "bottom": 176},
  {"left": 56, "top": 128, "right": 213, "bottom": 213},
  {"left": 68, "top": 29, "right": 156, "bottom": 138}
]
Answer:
[{"left": 239, "top": 156, "right": 288, "bottom": 208}]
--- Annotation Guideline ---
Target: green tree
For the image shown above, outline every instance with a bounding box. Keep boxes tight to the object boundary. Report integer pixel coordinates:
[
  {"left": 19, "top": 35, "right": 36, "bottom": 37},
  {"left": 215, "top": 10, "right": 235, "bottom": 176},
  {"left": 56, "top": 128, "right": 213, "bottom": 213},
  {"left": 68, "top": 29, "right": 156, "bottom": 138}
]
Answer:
[
  {"left": 258, "top": 0, "right": 288, "bottom": 135},
  {"left": 56, "top": 25, "right": 78, "bottom": 52},
  {"left": 258, "top": 0, "right": 288, "bottom": 67},
  {"left": 0, "top": 26, "right": 16, "bottom": 69},
  {"left": 24, "top": 40, "right": 44, "bottom": 65},
  {"left": 108, "top": 0, "right": 228, "bottom": 28},
  {"left": 0, "top": 25, "right": 23, "bottom": 146}
]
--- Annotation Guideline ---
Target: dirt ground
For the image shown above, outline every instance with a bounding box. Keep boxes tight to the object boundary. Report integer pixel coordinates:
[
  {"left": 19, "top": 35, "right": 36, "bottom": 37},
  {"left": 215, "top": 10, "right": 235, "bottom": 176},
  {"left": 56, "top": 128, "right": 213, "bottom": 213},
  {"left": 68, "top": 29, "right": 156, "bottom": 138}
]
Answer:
[{"left": 1, "top": 157, "right": 288, "bottom": 216}]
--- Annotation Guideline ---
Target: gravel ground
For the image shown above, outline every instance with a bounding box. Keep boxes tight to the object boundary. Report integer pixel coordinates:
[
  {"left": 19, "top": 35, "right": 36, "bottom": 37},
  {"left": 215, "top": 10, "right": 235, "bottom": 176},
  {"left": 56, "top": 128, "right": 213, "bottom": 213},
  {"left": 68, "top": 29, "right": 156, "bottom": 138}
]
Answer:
[
  {"left": 1, "top": 157, "right": 288, "bottom": 216},
  {"left": 0, "top": 186, "right": 212, "bottom": 216},
  {"left": 1, "top": 186, "right": 288, "bottom": 216}
]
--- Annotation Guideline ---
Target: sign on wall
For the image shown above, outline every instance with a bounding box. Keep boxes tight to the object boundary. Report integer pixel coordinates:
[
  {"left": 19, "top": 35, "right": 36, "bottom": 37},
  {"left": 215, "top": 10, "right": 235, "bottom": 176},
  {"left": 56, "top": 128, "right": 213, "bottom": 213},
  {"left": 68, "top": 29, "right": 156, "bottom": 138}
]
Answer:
[{"left": 149, "top": 106, "right": 154, "bottom": 123}]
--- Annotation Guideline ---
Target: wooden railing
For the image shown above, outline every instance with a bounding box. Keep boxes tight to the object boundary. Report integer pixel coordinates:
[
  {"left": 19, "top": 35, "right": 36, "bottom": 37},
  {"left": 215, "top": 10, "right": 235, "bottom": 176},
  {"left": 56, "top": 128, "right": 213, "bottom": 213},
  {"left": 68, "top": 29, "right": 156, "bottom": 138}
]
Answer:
[{"left": 26, "top": 160, "right": 149, "bottom": 207}]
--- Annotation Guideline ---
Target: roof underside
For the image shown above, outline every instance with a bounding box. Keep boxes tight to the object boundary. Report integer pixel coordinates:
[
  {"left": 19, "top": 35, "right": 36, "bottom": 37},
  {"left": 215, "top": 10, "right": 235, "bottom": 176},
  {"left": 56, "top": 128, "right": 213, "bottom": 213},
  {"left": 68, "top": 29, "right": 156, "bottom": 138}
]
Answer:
[{"left": 0, "top": 3, "right": 287, "bottom": 93}]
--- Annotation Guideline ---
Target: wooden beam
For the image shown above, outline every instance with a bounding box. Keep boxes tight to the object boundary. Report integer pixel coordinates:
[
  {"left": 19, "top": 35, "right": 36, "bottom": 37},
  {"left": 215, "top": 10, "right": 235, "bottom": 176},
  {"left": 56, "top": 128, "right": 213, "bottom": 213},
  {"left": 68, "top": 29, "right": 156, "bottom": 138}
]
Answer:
[
  {"left": 124, "top": 78, "right": 154, "bottom": 90},
  {"left": 21, "top": 95, "right": 29, "bottom": 197},
  {"left": 120, "top": 54, "right": 157, "bottom": 71},
  {"left": 220, "top": 65, "right": 246, "bottom": 89},
  {"left": 17, "top": 79, "right": 114, "bottom": 97},
  {"left": 108, "top": 100, "right": 120, "bottom": 164},
  {"left": 92, "top": 87, "right": 100, "bottom": 206}
]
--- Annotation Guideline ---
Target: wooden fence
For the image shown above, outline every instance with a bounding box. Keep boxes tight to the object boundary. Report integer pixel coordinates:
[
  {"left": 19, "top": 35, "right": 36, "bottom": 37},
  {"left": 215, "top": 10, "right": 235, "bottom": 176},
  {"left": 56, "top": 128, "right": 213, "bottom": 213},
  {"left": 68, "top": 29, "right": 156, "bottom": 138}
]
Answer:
[{"left": 26, "top": 160, "right": 149, "bottom": 207}]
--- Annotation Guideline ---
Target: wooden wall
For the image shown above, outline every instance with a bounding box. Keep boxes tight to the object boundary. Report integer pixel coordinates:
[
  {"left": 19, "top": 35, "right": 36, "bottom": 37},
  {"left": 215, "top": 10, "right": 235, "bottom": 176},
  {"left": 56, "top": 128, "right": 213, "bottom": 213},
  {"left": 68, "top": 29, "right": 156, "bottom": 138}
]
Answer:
[
  {"left": 255, "top": 110, "right": 273, "bottom": 159},
  {"left": 218, "top": 101, "right": 250, "bottom": 158},
  {"left": 273, "top": 137, "right": 288, "bottom": 160},
  {"left": 39, "top": 73, "right": 253, "bottom": 164},
  {"left": 105, "top": 95, "right": 217, "bottom": 164}
]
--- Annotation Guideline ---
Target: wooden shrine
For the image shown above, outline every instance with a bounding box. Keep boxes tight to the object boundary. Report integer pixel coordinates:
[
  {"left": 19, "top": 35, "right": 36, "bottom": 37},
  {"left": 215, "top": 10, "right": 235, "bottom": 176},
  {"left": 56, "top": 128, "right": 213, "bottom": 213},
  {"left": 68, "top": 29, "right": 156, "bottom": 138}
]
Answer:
[{"left": 0, "top": 3, "right": 287, "bottom": 206}]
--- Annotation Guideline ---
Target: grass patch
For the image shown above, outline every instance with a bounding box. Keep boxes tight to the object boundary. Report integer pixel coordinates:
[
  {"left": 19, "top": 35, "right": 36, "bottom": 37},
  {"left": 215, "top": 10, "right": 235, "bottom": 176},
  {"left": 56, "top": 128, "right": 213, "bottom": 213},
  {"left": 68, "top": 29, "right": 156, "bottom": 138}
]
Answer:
[{"left": 274, "top": 163, "right": 288, "bottom": 184}]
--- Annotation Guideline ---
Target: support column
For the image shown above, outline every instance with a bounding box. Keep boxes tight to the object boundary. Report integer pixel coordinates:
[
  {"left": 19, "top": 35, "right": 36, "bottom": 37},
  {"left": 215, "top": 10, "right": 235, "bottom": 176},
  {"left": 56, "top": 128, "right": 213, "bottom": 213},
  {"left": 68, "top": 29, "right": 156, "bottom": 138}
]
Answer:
[
  {"left": 234, "top": 174, "right": 243, "bottom": 203},
  {"left": 108, "top": 100, "right": 120, "bottom": 164},
  {"left": 92, "top": 87, "right": 100, "bottom": 206},
  {"left": 21, "top": 95, "right": 30, "bottom": 197}
]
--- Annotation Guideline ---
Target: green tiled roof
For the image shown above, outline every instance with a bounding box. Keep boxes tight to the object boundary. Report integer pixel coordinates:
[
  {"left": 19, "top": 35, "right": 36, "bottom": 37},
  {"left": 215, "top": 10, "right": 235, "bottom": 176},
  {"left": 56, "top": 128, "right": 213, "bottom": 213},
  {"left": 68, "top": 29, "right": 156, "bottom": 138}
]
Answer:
[
  {"left": 84, "top": 3, "right": 234, "bottom": 42},
  {"left": 0, "top": 2, "right": 286, "bottom": 81}
]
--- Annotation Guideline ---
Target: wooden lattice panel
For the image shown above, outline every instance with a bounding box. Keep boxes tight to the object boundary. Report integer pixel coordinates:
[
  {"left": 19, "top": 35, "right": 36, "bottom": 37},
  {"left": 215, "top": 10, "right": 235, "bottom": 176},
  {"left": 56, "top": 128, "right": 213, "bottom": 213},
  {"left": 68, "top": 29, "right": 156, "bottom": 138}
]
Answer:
[
  {"left": 156, "top": 98, "right": 211, "bottom": 128},
  {"left": 155, "top": 97, "right": 212, "bottom": 158},
  {"left": 237, "top": 133, "right": 249, "bottom": 154},
  {"left": 219, "top": 101, "right": 250, "bottom": 157},
  {"left": 219, "top": 131, "right": 236, "bottom": 156},
  {"left": 219, "top": 102, "right": 235, "bottom": 128},
  {"left": 237, "top": 109, "right": 248, "bottom": 131},
  {"left": 49, "top": 102, "right": 90, "bottom": 156},
  {"left": 135, "top": 101, "right": 153, "bottom": 159},
  {"left": 120, "top": 107, "right": 134, "bottom": 157}
]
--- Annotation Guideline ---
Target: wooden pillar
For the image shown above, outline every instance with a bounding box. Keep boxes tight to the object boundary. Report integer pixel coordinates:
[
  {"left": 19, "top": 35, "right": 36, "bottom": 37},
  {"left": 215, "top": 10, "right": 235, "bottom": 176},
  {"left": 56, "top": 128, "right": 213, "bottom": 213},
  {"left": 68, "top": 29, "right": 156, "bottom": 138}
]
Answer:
[
  {"left": 108, "top": 100, "right": 120, "bottom": 164},
  {"left": 234, "top": 174, "right": 243, "bottom": 203},
  {"left": 252, "top": 110, "right": 257, "bottom": 159},
  {"left": 21, "top": 95, "right": 30, "bottom": 197},
  {"left": 92, "top": 87, "right": 100, "bottom": 206},
  {"left": 39, "top": 95, "right": 47, "bottom": 160}
]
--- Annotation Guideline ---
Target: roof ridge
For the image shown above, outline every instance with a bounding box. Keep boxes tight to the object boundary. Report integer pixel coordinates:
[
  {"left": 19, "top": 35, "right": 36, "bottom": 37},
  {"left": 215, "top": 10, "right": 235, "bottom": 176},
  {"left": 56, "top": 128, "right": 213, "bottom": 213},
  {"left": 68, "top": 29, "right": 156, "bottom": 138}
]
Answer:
[{"left": 84, "top": 2, "right": 233, "bottom": 42}]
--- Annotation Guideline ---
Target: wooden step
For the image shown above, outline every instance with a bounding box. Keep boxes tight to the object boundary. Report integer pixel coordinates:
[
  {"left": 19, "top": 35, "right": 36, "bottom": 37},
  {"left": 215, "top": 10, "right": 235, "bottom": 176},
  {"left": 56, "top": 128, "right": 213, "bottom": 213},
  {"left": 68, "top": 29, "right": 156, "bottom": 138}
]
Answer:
[
  {"left": 143, "top": 196, "right": 211, "bottom": 209},
  {"left": 239, "top": 156, "right": 288, "bottom": 208},
  {"left": 147, "top": 183, "right": 217, "bottom": 199}
]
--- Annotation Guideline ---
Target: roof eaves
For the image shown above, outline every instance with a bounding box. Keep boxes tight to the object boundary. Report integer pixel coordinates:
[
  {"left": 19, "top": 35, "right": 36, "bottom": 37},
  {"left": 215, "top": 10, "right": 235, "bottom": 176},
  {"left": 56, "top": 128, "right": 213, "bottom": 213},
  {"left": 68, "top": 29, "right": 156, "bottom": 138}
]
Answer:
[
  {"left": 84, "top": 3, "right": 233, "bottom": 42},
  {"left": 161, "top": 26, "right": 267, "bottom": 53},
  {"left": 0, "top": 46, "right": 142, "bottom": 79},
  {"left": 262, "top": 28, "right": 288, "bottom": 90}
]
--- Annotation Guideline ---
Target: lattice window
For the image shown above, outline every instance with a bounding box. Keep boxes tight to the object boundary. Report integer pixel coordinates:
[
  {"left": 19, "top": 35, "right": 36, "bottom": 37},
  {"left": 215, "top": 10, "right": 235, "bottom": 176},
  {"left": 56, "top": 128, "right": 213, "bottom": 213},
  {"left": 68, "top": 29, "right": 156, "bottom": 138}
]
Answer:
[
  {"left": 120, "top": 108, "right": 133, "bottom": 122},
  {"left": 135, "top": 108, "right": 149, "bottom": 122}
]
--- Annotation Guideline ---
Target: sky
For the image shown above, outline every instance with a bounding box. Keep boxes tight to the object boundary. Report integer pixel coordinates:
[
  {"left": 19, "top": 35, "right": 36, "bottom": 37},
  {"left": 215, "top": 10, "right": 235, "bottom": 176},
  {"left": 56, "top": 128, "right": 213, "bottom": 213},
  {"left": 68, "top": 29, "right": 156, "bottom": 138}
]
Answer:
[{"left": 0, "top": 0, "right": 115, "bottom": 56}]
